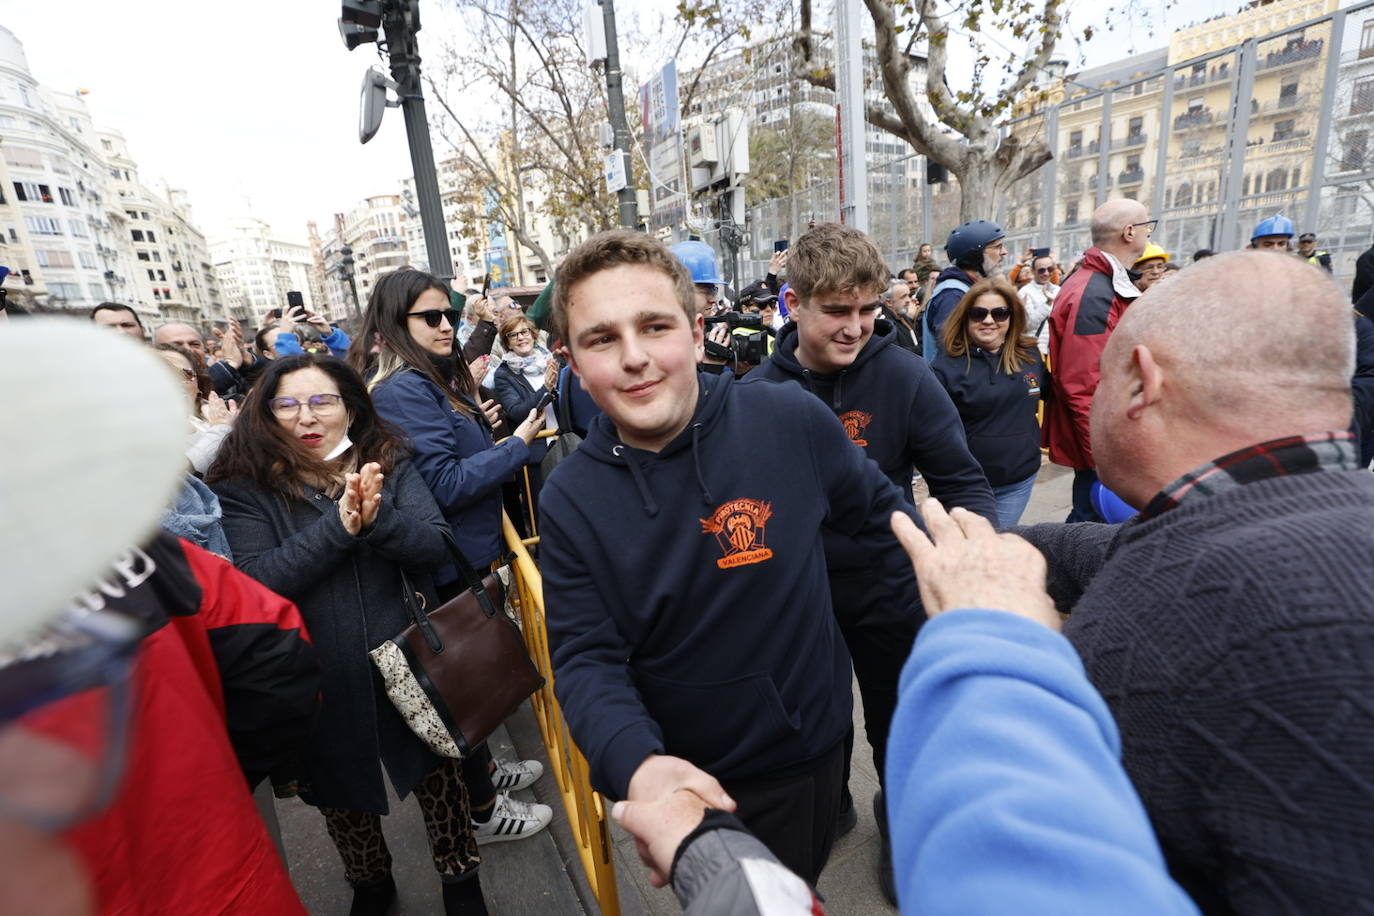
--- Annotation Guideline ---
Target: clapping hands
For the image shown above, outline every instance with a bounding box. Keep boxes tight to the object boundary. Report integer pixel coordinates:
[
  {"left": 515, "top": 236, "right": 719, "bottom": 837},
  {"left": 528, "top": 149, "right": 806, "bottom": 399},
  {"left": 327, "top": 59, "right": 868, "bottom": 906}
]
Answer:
[{"left": 339, "top": 462, "right": 384, "bottom": 536}]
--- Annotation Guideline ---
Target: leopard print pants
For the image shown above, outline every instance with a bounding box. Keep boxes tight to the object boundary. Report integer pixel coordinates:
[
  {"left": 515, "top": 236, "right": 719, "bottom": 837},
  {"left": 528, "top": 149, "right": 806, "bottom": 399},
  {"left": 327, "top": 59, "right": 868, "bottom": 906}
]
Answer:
[{"left": 320, "top": 758, "right": 481, "bottom": 887}]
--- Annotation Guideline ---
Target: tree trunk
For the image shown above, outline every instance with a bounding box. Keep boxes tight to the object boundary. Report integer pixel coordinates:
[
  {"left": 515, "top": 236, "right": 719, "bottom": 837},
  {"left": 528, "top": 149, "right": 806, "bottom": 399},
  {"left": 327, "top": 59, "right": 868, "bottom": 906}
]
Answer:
[{"left": 954, "top": 157, "right": 998, "bottom": 225}]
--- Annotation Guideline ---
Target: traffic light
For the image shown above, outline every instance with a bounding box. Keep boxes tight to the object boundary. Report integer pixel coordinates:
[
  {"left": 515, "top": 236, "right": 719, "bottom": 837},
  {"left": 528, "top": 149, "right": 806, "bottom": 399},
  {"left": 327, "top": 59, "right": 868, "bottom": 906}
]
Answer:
[{"left": 339, "top": 0, "right": 382, "bottom": 50}]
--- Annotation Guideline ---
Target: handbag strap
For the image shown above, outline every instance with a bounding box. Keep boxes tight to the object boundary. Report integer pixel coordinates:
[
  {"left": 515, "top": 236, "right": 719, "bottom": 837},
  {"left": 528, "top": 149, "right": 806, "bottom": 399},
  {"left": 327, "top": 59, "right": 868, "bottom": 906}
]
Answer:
[
  {"left": 397, "top": 567, "right": 443, "bottom": 652},
  {"left": 439, "top": 528, "right": 500, "bottom": 619}
]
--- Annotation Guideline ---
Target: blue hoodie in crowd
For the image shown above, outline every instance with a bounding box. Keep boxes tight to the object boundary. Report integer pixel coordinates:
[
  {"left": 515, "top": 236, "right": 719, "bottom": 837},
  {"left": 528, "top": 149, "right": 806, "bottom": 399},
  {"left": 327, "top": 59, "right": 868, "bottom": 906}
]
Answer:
[
  {"left": 752, "top": 320, "right": 996, "bottom": 570},
  {"left": 922, "top": 264, "right": 976, "bottom": 355},
  {"left": 929, "top": 344, "right": 1049, "bottom": 487},
  {"left": 539, "top": 369, "right": 917, "bottom": 799}
]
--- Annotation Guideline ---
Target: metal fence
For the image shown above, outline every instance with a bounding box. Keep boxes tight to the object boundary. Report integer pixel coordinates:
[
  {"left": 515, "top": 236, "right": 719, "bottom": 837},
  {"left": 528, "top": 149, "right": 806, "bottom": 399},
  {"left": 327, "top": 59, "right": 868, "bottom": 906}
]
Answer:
[{"left": 725, "top": 0, "right": 1374, "bottom": 292}]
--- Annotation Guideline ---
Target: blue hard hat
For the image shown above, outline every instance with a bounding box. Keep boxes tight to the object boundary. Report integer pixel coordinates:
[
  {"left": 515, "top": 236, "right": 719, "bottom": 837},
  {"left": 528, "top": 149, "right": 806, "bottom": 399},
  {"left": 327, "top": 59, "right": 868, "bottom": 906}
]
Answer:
[
  {"left": 670, "top": 240, "right": 723, "bottom": 286},
  {"left": 945, "top": 220, "right": 1005, "bottom": 265},
  {"left": 1250, "top": 214, "right": 1294, "bottom": 242},
  {"left": 1090, "top": 481, "right": 1138, "bottom": 524}
]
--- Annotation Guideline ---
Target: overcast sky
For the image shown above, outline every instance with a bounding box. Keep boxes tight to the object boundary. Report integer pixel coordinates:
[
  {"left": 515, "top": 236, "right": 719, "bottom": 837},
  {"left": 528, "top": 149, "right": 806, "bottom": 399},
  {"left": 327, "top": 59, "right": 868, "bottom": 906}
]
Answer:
[{"left": 1, "top": 0, "right": 1231, "bottom": 245}]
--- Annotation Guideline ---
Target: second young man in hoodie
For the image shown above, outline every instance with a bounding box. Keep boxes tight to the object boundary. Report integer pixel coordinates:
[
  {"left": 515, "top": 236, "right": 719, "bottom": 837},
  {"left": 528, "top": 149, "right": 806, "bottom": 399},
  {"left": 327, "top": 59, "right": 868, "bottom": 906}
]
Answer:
[
  {"left": 751, "top": 222, "right": 995, "bottom": 899},
  {"left": 538, "top": 230, "right": 919, "bottom": 886}
]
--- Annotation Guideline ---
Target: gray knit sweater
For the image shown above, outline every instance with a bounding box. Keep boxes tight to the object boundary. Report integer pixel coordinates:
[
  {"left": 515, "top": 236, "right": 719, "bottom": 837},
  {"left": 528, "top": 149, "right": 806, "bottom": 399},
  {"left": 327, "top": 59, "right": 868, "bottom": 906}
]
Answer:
[{"left": 1019, "top": 470, "right": 1374, "bottom": 915}]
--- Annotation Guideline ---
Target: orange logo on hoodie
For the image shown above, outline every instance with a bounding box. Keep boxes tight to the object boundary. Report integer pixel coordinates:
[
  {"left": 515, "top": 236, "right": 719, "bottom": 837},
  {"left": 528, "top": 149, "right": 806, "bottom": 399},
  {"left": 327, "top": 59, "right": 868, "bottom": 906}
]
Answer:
[
  {"left": 839, "top": 410, "right": 873, "bottom": 447},
  {"left": 700, "top": 499, "right": 775, "bottom": 569}
]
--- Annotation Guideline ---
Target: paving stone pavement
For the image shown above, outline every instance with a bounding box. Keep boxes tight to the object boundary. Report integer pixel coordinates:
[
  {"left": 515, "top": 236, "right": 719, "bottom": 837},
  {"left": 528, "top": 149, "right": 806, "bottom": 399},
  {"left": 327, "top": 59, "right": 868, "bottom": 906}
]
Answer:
[{"left": 267, "top": 459, "right": 1073, "bottom": 914}]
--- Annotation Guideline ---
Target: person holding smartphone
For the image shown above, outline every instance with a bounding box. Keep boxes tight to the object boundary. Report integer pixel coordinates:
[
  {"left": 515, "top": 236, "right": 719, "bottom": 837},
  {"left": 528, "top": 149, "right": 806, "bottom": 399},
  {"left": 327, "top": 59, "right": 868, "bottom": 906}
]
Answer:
[
  {"left": 272, "top": 297, "right": 352, "bottom": 359},
  {"left": 491, "top": 313, "right": 559, "bottom": 512}
]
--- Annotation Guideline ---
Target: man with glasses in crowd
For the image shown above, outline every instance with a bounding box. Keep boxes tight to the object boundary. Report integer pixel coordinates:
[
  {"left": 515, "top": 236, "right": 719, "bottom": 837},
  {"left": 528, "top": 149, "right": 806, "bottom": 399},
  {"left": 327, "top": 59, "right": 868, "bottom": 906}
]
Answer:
[
  {"left": 1043, "top": 198, "right": 1154, "bottom": 523},
  {"left": 1018, "top": 253, "right": 1060, "bottom": 356}
]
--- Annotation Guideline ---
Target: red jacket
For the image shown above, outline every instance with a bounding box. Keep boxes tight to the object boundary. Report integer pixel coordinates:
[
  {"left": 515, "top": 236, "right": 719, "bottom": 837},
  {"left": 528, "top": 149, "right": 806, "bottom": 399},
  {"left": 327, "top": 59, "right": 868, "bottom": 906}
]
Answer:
[
  {"left": 1043, "top": 248, "right": 1139, "bottom": 469},
  {"left": 50, "top": 533, "right": 319, "bottom": 915}
]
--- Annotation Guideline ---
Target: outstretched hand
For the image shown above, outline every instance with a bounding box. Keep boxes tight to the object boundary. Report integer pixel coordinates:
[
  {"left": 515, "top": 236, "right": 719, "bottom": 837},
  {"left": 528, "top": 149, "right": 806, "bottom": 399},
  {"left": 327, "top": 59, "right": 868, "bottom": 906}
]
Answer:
[
  {"left": 891, "top": 499, "right": 1059, "bottom": 630},
  {"left": 612, "top": 789, "right": 713, "bottom": 889},
  {"left": 625, "top": 755, "right": 735, "bottom": 888}
]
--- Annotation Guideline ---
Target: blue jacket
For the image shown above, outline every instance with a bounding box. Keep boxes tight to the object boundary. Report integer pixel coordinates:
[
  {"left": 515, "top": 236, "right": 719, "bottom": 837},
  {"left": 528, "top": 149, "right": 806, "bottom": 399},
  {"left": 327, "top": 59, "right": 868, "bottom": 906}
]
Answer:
[
  {"left": 539, "top": 370, "right": 916, "bottom": 799},
  {"left": 753, "top": 321, "right": 996, "bottom": 569},
  {"left": 275, "top": 327, "right": 351, "bottom": 359},
  {"left": 1353, "top": 315, "right": 1374, "bottom": 467},
  {"left": 922, "top": 265, "right": 975, "bottom": 356},
  {"left": 491, "top": 361, "right": 549, "bottom": 465},
  {"left": 371, "top": 368, "right": 530, "bottom": 573},
  {"left": 930, "top": 345, "right": 1049, "bottom": 487},
  {"left": 888, "top": 609, "right": 1200, "bottom": 916}
]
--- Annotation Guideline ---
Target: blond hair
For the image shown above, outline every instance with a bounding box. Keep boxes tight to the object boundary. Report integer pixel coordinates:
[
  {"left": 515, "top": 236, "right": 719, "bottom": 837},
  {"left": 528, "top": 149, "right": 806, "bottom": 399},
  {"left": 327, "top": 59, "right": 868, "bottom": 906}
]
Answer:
[{"left": 941, "top": 278, "right": 1037, "bottom": 375}]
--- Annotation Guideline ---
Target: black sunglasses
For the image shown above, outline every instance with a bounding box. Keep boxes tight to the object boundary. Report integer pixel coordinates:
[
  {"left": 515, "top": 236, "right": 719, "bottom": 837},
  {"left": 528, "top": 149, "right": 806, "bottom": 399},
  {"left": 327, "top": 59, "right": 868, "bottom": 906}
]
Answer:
[
  {"left": 969, "top": 306, "right": 1011, "bottom": 322},
  {"left": 407, "top": 308, "right": 460, "bottom": 329}
]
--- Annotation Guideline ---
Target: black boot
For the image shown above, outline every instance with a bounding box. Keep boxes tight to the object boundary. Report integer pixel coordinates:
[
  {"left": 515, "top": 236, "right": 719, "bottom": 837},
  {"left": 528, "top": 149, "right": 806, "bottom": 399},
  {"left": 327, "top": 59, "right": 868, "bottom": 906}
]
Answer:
[
  {"left": 874, "top": 790, "right": 897, "bottom": 906},
  {"left": 836, "top": 786, "right": 859, "bottom": 838},
  {"left": 348, "top": 875, "right": 396, "bottom": 916},
  {"left": 443, "top": 876, "right": 488, "bottom": 916}
]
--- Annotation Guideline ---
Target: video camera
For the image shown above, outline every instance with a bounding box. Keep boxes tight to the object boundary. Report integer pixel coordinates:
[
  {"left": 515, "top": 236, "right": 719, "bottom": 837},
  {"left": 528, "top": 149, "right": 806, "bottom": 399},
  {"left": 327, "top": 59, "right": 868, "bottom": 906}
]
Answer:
[{"left": 704, "top": 311, "right": 774, "bottom": 366}]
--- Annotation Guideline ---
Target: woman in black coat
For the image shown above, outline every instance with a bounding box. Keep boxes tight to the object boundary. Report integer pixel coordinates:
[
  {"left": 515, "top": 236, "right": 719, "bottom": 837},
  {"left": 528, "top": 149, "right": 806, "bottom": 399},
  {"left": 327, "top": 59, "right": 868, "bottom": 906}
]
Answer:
[
  {"left": 491, "top": 312, "right": 558, "bottom": 509},
  {"left": 930, "top": 278, "right": 1050, "bottom": 527},
  {"left": 207, "top": 354, "right": 487, "bottom": 916}
]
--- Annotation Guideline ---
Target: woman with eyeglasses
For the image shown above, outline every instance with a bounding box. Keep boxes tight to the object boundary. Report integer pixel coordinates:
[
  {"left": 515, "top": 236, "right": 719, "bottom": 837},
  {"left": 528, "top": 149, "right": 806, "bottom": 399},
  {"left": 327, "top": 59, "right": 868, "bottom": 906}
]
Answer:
[
  {"left": 347, "top": 269, "right": 554, "bottom": 850},
  {"left": 932, "top": 278, "right": 1050, "bottom": 527},
  {"left": 490, "top": 313, "right": 558, "bottom": 503},
  {"left": 207, "top": 354, "right": 490, "bottom": 915},
  {"left": 155, "top": 343, "right": 238, "bottom": 475}
]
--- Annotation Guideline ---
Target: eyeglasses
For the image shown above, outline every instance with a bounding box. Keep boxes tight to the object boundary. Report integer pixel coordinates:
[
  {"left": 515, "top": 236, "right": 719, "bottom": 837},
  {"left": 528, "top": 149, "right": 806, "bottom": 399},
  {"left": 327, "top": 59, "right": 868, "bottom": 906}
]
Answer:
[
  {"left": 1130, "top": 219, "right": 1159, "bottom": 235},
  {"left": 1139, "top": 262, "right": 1167, "bottom": 274},
  {"left": 407, "top": 308, "right": 460, "bottom": 329},
  {"left": 968, "top": 306, "right": 1012, "bottom": 323},
  {"left": 1034, "top": 266, "right": 1054, "bottom": 275},
  {"left": 269, "top": 393, "right": 345, "bottom": 418},
  {"left": 175, "top": 367, "right": 196, "bottom": 381},
  {"left": 506, "top": 329, "right": 534, "bottom": 342}
]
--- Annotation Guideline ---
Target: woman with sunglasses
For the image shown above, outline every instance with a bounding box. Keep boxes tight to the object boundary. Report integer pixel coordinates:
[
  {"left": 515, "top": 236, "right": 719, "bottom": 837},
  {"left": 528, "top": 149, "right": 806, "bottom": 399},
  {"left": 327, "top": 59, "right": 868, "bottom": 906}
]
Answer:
[
  {"left": 155, "top": 343, "right": 238, "bottom": 475},
  {"left": 348, "top": 269, "right": 554, "bottom": 848},
  {"left": 931, "top": 278, "right": 1050, "bottom": 527},
  {"left": 207, "top": 354, "right": 491, "bottom": 915}
]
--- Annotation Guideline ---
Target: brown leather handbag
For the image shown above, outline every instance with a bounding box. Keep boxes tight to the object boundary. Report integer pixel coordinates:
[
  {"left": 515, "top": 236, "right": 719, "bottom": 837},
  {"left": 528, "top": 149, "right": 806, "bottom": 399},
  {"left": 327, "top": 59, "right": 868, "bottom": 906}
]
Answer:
[{"left": 369, "top": 529, "right": 544, "bottom": 759}]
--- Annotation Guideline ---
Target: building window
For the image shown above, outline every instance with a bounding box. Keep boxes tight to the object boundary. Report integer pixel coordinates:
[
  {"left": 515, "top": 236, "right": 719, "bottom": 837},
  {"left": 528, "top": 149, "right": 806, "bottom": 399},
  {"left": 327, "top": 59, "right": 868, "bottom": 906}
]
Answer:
[
  {"left": 137, "top": 251, "right": 150, "bottom": 261},
  {"left": 1291, "top": 166, "right": 1301, "bottom": 187},
  {"left": 1065, "top": 202, "right": 1079, "bottom": 224},
  {"left": 1361, "top": 19, "right": 1374, "bottom": 58},
  {"left": 58, "top": 187, "right": 75, "bottom": 206},
  {"left": 147, "top": 268, "right": 156, "bottom": 280},
  {"left": 157, "top": 270, "right": 166, "bottom": 281},
  {"left": 126, "top": 210, "right": 138, "bottom": 220},
  {"left": 1242, "top": 174, "right": 1251, "bottom": 196},
  {"left": 24, "top": 216, "right": 63, "bottom": 236},
  {"left": 1344, "top": 130, "right": 1369, "bottom": 172},
  {"left": 131, "top": 229, "right": 144, "bottom": 242},
  {"left": 1273, "top": 119, "right": 1296, "bottom": 141},
  {"left": 141, "top": 211, "right": 150, "bottom": 220},
  {"left": 1127, "top": 116, "right": 1143, "bottom": 137},
  {"left": 146, "top": 230, "right": 156, "bottom": 242},
  {"left": 1176, "top": 183, "right": 1193, "bottom": 206},
  {"left": 1265, "top": 168, "right": 1287, "bottom": 191},
  {"left": 151, "top": 251, "right": 161, "bottom": 262},
  {"left": 101, "top": 139, "right": 113, "bottom": 151},
  {"left": 79, "top": 250, "right": 97, "bottom": 269},
  {"left": 1354, "top": 77, "right": 1374, "bottom": 116},
  {"left": 67, "top": 219, "right": 87, "bottom": 237}
]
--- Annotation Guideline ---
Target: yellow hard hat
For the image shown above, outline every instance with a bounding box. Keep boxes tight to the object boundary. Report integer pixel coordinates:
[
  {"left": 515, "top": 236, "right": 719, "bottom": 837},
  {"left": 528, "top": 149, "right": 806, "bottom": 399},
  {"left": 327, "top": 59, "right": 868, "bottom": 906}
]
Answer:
[{"left": 1133, "top": 243, "right": 1169, "bottom": 267}]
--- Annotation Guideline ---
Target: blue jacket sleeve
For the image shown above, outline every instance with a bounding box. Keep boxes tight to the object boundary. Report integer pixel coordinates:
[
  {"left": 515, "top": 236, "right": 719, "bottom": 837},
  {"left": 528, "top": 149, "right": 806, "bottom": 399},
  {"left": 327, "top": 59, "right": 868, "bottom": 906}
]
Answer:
[
  {"left": 540, "top": 490, "right": 665, "bottom": 800},
  {"left": 273, "top": 332, "right": 304, "bottom": 357},
  {"left": 371, "top": 373, "right": 530, "bottom": 514},
  {"left": 886, "top": 609, "right": 1200, "bottom": 916},
  {"left": 493, "top": 364, "right": 543, "bottom": 424},
  {"left": 905, "top": 362, "right": 998, "bottom": 523},
  {"left": 322, "top": 327, "right": 351, "bottom": 359}
]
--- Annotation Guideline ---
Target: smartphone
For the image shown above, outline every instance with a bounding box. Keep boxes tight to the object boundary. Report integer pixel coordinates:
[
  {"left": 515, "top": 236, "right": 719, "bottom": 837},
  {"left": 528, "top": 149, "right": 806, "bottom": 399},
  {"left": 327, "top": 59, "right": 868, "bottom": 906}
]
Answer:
[
  {"left": 286, "top": 291, "right": 306, "bottom": 320},
  {"left": 265, "top": 307, "right": 284, "bottom": 321},
  {"left": 535, "top": 388, "right": 556, "bottom": 412},
  {"left": 774, "top": 239, "right": 789, "bottom": 252},
  {"left": 1031, "top": 247, "right": 1051, "bottom": 259},
  {"left": 480, "top": 273, "right": 491, "bottom": 298}
]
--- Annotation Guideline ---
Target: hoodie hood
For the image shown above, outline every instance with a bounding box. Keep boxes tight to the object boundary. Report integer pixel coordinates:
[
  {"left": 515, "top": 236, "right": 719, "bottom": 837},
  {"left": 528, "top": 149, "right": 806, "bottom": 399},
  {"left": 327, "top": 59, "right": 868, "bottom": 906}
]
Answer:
[
  {"left": 577, "top": 369, "right": 733, "bottom": 516},
  {"left": 769, "top": 320, "right": 898, "bottom": 410}
]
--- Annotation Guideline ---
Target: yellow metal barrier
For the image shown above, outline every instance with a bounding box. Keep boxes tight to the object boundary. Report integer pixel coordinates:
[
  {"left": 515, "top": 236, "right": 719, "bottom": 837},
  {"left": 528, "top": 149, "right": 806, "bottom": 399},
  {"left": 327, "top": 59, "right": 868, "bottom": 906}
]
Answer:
[{"left": 503, "top": 512, "right": 621, "bottom": 915}]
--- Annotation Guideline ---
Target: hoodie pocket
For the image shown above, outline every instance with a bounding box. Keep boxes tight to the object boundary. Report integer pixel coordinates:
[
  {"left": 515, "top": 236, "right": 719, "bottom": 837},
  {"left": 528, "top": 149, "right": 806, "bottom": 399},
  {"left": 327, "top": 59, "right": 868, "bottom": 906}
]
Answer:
[{"left": 633, "top": 669, "right": 802, "bottom": 775}]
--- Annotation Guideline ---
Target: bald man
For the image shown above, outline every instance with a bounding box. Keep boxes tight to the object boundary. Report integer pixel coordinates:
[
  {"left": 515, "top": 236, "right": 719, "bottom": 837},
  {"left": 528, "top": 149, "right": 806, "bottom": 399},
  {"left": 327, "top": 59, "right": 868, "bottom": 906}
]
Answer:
[
  {"left": 155, "top": 321, "right": 250, "bottom": 398},
  {"left": 1043, "top": 198, "right": 1153, "bottom": 521},
  {"left": 1020, "top": 252, "right": 1374, "bottom": 913}
]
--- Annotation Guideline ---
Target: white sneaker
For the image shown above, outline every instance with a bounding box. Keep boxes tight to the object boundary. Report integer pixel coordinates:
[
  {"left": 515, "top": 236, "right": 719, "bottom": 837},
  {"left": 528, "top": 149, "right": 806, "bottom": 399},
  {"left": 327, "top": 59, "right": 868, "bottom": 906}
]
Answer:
[
  {"left": 473, "top": 793, "right": 553, "bottom": 845},
  {"left": 491, "top": 757, "right": 544, "bottom": 792}
]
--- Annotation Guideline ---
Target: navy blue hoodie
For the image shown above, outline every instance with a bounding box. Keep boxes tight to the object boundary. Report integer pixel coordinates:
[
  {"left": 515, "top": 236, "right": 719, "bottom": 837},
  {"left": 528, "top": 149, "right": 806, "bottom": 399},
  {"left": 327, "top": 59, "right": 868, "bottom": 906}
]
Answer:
[
  {"left": 539, "top": 370, "right": 916, "bottom": 799},
  {"left": 922, "top": 264, "right": 976, "bottom": 355},
  {"left": 752, "top": 321, "right": 996, "bottom": 569},
  {"left": 930, "top": 345, "right": 1049, "bottom": 487}
]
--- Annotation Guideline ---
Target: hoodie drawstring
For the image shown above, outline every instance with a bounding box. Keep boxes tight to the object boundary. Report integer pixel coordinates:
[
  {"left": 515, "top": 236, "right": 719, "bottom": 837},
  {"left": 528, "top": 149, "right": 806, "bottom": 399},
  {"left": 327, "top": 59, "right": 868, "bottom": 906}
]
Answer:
[
  {"left": 800, "top": 368, "right": 846, "bottom": 410},
  {"left": 690, "top": 423, "right": 713, "bottom": 505},
  {"left": 613, "top": 445, "right": 660, "bottom": 518}
]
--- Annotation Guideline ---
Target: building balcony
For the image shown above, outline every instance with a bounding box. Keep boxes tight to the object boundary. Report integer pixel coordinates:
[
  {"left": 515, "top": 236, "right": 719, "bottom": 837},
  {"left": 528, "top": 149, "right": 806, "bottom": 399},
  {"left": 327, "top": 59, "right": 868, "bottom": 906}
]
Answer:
[
  {"left": 1256, "top": 93, "right": 1310, "bottom": 115},
  {"left": 1087, "top": 174, "right": 1112, "bottom": 191},
  {"left": 1173, "top": 67, "right": 1232, "bottom": 92},
  {"left": 1349, "top": 96, "right": 1374, "bottom": 118},
  {"left": 1174, "top": 110, "right": 1215, "bottom": 131},
  {"left": 1118, "top": 168, "right": 1145, "bottom": 185},
  {"left": 1064, "top": 178, "right": 1084, "bottom": 194},
  {"left": 1065, "top": 140, "right": 1100, "bottom": 159},
  {"left": 1111, "top": 133, "right": 1147, "bottom": 150},
  {"left": 1256, "top": 40, "right": 1323, "bottom": 72}
]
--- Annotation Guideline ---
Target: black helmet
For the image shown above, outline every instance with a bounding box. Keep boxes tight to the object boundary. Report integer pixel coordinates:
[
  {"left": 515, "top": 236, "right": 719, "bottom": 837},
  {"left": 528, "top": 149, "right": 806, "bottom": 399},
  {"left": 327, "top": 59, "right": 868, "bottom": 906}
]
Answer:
[{"left": 945, "top": 220, "right": 1005, "bottom": 270}]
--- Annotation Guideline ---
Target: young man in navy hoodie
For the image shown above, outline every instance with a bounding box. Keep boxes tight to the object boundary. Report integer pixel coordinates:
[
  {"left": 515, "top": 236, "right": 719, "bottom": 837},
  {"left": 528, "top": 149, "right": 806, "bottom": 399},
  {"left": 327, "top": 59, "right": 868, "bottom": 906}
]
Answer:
[
  {"left": 751, "top": 222, "right": 996, "bottom": 899},
  {"left": 538, "top": 229, "right": 918, "bottom": 885}
]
